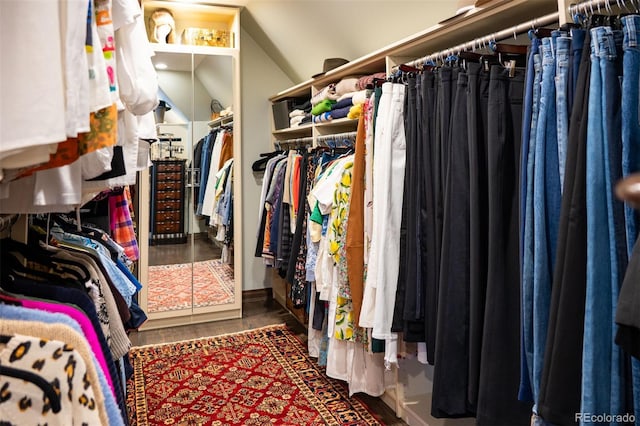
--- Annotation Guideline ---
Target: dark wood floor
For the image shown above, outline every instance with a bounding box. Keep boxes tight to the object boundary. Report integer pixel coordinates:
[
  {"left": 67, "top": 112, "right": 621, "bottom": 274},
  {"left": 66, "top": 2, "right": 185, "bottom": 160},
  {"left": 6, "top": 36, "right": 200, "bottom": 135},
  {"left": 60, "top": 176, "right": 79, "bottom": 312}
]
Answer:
[
  {"left": 129, "top": 297, "right": 408, "bottom": 425},
  {"left": 149, "top": 234, "right": 222, "bottom": 266}
]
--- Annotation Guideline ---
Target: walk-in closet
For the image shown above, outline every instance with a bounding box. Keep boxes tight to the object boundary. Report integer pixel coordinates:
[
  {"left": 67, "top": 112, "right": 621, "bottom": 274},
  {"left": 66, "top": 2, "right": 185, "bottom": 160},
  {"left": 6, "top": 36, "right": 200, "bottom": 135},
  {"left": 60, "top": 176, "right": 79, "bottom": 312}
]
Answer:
[{"left": 2, "top": 0, "right": 640, "bottom": 425}]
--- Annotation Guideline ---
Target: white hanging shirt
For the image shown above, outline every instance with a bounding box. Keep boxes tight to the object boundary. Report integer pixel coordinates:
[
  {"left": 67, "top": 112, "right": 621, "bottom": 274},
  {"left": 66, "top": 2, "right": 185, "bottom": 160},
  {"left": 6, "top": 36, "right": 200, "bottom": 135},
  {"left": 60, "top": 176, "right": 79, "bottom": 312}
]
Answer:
[{"left": 1, "top": 1, "right": 67, "bottom": 154}]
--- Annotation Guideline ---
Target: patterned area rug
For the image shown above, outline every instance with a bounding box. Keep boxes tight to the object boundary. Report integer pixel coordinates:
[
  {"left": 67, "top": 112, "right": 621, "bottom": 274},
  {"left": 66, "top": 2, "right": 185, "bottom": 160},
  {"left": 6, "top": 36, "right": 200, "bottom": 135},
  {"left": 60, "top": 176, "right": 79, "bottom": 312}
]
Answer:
[
  {"left": 126, "top": 324, "right": 384, "bottom": 425},
  {"left": 147, "top": 259, "right": 235, "bottom": 313}
]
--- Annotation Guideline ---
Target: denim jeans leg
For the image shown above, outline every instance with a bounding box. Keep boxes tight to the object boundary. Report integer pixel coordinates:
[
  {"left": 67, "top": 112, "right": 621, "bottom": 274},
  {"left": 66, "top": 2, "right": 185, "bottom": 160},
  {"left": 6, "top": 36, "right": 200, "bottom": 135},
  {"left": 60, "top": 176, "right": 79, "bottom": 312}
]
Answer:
[
  {"left": 622, "top": 16, "right": 640, "bottom": 256},
  {"left": 582, "top": 26, "right": 618, "bottom": 422},
  {"left": 602, "top": 29, "right": 627, "bottom": 420},
  {"left": 622, "top": 15, "right": 640, "bottom": 423},
  {"left": 520, "top": 50, "right": 542, "bottom": 403},
  {"left": 532, "top": 37, "right": 560, "bottom": 406},
  {"left": 555, "top": 36, "right": 571, "bottom": 193}
]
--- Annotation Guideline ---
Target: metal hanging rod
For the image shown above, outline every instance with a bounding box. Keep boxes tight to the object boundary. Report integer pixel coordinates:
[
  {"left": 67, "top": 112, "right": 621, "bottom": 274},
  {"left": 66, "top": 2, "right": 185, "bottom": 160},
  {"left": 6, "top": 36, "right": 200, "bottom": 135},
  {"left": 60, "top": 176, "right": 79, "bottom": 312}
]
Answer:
[
  {"left": 274, "top": 131, "right": 358, "bottom": 150},
  {"left": 569, "top": 0, "right": 639, "bottom": 17},
  {"left": 402, "top": 10, "right": 560, "bottom": 69},
  {"left": 274, "top": 136, "right": 313, "bottom": 150},
  {"left": 316, "top": 131, "right": 357, "bottom": 144}
]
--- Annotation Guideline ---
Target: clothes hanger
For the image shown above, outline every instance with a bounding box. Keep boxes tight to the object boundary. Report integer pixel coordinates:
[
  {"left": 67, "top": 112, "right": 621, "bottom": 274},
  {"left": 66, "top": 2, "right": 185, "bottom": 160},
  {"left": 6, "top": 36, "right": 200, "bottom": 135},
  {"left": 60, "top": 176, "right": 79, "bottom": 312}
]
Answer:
[{"left": 0, "top": 365, "right": 62, "bottom": 413}]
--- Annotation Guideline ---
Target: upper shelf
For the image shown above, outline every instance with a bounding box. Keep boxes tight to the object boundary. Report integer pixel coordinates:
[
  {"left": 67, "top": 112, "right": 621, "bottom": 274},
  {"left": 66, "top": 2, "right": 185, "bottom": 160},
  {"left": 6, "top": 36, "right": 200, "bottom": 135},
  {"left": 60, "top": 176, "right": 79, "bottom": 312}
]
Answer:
[
  {"left": 270, "top": 0, "right": 558, "bottom": 101},
  {"left": 142, "top": 0, "right": 239, "bottom": 49}
]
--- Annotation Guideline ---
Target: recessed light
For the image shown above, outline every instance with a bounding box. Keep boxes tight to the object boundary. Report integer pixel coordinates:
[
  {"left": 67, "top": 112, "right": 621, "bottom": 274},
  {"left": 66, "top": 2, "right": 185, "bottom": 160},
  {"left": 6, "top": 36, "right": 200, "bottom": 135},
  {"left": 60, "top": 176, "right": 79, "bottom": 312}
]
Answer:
[{"left": 155, "top": 63, "right": 168, "bottom": 70}]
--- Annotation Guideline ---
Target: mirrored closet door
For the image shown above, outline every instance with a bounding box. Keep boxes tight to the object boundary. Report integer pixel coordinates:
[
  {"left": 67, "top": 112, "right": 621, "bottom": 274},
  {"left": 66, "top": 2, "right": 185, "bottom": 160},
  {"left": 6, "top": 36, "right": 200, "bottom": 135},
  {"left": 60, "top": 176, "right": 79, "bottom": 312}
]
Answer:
[{"left": 136, "top": 1, "right": 242, "bottom": 329}]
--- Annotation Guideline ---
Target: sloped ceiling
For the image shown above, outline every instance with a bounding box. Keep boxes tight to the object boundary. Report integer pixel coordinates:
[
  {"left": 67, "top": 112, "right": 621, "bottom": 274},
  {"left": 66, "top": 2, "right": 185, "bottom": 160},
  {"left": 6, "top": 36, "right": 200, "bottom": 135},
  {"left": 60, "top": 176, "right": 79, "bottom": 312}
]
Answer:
[{"left": 239, "top": 0, "right": 459, "bottom": 84}]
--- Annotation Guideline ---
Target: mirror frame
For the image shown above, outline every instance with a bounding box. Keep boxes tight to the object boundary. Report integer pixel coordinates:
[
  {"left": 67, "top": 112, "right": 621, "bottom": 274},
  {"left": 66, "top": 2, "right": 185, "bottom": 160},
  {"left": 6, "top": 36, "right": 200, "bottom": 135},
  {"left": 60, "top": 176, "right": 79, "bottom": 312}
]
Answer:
[{"left": 136, "top": 6, "right": 242, "bottom": 330}]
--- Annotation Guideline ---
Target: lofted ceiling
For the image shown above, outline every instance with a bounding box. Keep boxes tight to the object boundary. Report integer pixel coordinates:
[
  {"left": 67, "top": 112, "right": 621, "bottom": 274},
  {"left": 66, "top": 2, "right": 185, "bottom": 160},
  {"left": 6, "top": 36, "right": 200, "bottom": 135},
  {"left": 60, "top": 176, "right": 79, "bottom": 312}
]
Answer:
[{"left": 237, "top": 0, "right": 459, "bottom": 84}]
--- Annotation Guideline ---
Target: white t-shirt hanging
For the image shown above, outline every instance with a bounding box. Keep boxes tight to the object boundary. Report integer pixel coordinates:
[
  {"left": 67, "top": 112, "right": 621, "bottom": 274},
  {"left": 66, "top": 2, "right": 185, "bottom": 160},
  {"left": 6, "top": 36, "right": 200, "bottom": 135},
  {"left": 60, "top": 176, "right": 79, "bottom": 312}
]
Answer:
[
  {"left": 88, "top": 1, "right": 113, "bottom": 112},
  {"left": 95, "top": 0, "right": 120, "bottom": 104},
  {"left": 116, "top": 10, "right": 159, "bottom": 115},
  {"left": 81, "top": 147, "right": 114, "bottom": 180},
  {"left": 0, "top": 1, "right": 66, "bottom": 153},
  {"left": 112, "top": 0, "right": 141, "bottom": 30},
  {"left": 61, "top": 0, "right": 91, "bottom": 137}
]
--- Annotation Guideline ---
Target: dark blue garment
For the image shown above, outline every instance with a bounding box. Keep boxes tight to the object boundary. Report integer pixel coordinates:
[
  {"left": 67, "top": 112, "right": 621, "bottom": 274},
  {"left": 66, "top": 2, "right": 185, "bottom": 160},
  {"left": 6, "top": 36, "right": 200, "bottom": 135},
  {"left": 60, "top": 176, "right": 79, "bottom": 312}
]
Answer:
[
  {"left": 197, "top": 131, "right": 216, "bottom": 215},
  {"left": 519, "top": 35, "right": 540, "bottom": 404},
  {"left": 618, "top": 15, "right": 640, "bottom": 422},
  {"left": 331, "top": 97, "right": 353, "bottom": 110},
  {"left": 116, "top": 259, "right": 141, "bottom": 292}
]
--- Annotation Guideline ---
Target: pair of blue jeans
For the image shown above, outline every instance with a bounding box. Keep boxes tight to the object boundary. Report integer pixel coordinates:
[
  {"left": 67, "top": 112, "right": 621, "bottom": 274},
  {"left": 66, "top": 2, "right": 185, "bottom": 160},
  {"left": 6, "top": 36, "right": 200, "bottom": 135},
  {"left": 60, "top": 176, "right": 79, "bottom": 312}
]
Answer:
[
  {"left": 620, "top": 14, "right": 640, "bottom": 425},
  {"left": 582, "top": 26, "right": 626, "bottom": 423},
  {"left": 520, "top": 40, "right": 541, "bottom": 404},
  {"left": 531, "top": 35, "right": 562, "bottom": 407}
]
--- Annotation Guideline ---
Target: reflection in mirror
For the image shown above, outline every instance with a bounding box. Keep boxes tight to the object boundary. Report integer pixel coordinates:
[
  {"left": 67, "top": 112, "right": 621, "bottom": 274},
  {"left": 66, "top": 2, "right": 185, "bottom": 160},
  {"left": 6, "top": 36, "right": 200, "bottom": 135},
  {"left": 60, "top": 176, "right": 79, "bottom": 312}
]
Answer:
[{"left": 147, "top": 52, "right": 235, "bottom": 313}]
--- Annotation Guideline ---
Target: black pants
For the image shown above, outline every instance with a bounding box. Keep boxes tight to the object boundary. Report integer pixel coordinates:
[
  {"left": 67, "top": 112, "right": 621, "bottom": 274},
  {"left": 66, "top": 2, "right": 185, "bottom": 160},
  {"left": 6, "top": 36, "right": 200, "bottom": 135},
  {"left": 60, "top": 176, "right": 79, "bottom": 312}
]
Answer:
[
  {"left": 421, "top": 70, "right": 439, "bottom": 364},
  {"left": 476, "top": 65, "right": 532, "bottom": 426},
  {"left": 466, "top": 62, "right": 491, "bottom": 411},
  {"left": 432, "top": 71, "right": 474, "bottom": 418}
]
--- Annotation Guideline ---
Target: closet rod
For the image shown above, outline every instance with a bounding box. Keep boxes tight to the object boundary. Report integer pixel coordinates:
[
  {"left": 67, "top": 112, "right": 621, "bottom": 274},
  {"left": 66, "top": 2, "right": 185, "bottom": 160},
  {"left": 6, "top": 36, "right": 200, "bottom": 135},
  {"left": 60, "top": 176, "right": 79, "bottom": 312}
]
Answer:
[
  {"left": 316, "top": 131, "right": 357, "bottom": 146},
  {"left": 274, "top": 136, "right": 313, "bottom": 150},
  {"left": 402, "top": 10, "right": 559, "bottom": 69},
  {"left": 569, "top": 0, "right": 639, "bottom": 16},
  {"left": 317, "top": 131, "right": 357, "bottom": 141}
]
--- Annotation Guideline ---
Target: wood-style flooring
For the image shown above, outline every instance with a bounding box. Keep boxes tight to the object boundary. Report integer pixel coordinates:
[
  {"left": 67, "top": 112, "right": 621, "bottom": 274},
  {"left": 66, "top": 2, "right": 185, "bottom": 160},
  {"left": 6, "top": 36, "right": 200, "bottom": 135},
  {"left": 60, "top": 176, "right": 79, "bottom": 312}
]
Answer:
[
  {"left": 149, "top": 234, "right": 221, "bottom": 266},
  {"left": 129, "top": 296, "right": 408, "bottom": 426}
]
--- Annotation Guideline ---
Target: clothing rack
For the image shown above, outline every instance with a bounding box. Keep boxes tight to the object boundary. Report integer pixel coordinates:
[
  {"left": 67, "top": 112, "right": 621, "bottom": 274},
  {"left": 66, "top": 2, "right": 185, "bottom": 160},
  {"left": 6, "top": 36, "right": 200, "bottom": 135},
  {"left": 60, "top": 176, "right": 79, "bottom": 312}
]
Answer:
[
  {"left": 208, "top": 113, "right": 234, "bottom": 128},
  {"left": 402, "top": 10, "right": 560, "bottom": 69},
  {"left": 316, "top": 131, "right": 357, "bottom": 147},
  {"left": 568, "top": 0, "right": 639, "bottom": 16},
  {"left": 274, "top": 137, "right": 313, "bottom": 151},
  {"left": 274, "top": 131, "right": 357, "bottom": 151}
]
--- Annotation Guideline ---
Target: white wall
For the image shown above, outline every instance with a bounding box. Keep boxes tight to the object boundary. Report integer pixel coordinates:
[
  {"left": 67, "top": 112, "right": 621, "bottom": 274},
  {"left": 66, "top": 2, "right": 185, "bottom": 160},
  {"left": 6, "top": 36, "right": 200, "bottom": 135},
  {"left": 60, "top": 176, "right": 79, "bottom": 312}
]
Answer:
[
  {"left": 240, "top": 26, "right": 294, "bottom": 291},
  {"left": 196, "top": 55, "right": 234, "bottom": 113},
  {"left": 156, "top": 70, "right": 214, "bottom": 122},
  {"left": 242, "top": 1, "right": 458, "bottom": 83}
]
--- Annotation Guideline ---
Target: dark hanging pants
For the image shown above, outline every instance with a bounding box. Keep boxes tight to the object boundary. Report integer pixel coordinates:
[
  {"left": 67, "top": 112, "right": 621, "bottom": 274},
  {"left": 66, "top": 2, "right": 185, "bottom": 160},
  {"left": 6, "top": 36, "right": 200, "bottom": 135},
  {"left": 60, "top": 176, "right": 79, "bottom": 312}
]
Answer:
[
  {"left": 421, "top": 71, "right": 439, "bottom": 364},
  {"left": 392, "top": 75, "right": 416, "bottom": 334},
  {"left": 466, "top": 62, "right": 491, "bottom": 411},
  {"left": 431, "top": 71, "right": 474, "bottom": 418},
  {"left": 476, "top": 65, "right": 532, "bottom": 426}
]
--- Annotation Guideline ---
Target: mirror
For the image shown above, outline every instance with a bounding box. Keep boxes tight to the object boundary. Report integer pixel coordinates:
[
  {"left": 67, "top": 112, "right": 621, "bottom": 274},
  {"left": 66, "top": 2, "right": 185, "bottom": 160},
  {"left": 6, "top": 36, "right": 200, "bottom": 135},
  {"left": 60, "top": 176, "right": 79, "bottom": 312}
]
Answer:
[{"left": 136, "top": 49, "right": 239, "bottom": 327}]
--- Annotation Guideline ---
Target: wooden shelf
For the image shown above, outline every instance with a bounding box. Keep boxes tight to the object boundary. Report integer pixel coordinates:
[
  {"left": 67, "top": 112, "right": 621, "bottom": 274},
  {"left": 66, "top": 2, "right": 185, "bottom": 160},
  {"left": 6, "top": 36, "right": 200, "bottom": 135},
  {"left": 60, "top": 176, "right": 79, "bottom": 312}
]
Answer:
[
  {"left": 314, "top": 117, "right": 358, "bottom": 130},
  {"left": 272, "top": 124, "right": 313, "bottom": 138},
  {"left": 143, "top": 0, "right": 237, "bottom": 47},
  {"left": 208, "top": 113, "right": 233, "bottom": 128}
]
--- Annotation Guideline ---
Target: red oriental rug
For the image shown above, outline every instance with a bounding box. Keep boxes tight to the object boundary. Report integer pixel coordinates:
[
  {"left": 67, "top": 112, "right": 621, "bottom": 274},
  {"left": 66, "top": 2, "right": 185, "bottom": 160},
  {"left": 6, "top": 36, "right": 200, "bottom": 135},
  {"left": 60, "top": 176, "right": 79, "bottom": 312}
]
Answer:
[
  {"left": 126, "top": 324, "right": 384, "bottom": 425},
  {"left": 147, "top": 259, "right": 235, "bottom": 313}
]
